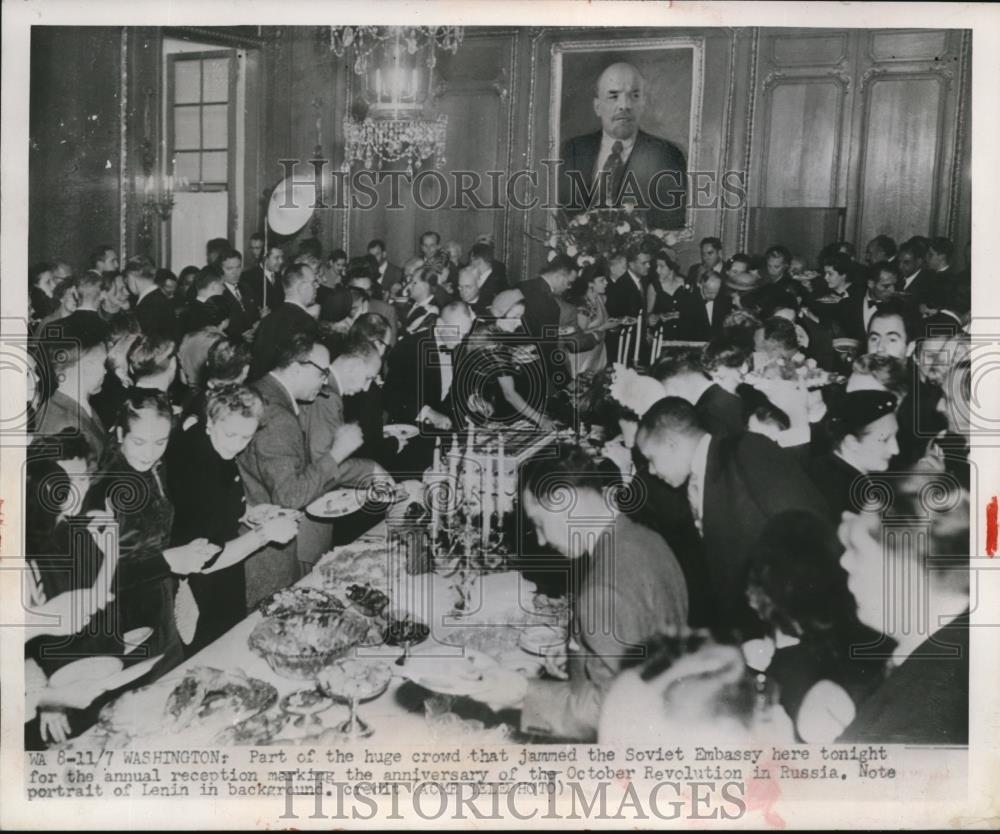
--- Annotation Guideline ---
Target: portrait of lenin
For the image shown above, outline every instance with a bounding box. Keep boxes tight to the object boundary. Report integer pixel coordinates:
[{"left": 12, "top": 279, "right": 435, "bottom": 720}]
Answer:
[{"left": 558, "top": 61, "right": 688, "bottom": 230}]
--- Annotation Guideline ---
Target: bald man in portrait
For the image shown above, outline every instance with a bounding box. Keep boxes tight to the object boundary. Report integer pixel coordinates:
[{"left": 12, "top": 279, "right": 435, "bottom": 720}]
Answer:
[{"left": 558, "top": 62, "right": 688, "bottom": 230}]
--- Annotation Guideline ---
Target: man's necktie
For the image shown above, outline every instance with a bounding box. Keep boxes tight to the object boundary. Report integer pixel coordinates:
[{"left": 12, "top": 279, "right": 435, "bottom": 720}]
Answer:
[
  {"left": 231, "top": 285, "right": 244, "bottom": 308},
  {"left": 602, "top": 140, "right": 625, "bottom": 205}
]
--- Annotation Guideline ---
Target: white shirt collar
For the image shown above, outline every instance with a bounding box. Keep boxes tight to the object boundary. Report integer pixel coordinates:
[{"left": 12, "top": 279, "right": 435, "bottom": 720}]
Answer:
[
  {"left": 599, "top": 131, "right": 636, "bottom": 160},
  {"left": 268, "top": 372, "right": 300, "bottom": 415},
  {"left": 379, "top": 261, "right": 388, "bottom": 276},
  {"left": 687, "top": 433, "right": 712, "bottom": 534}
]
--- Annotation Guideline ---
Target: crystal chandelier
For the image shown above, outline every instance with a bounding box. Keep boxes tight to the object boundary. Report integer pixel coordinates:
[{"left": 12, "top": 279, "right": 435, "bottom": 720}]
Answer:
[{"left": 330, "top": 26, "right": 463, "bottom": 175}]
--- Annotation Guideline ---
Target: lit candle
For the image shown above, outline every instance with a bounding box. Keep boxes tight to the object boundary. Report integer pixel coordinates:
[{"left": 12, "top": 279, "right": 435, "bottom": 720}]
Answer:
[
  {"left": 633, "top": 319, "right": 641, "bottom": 366},
  {"left": 433, "top": 436, "right": 442, "bottom": 473},
  {"left": 497, "top": 433, "right": 507, "bottom": 515}
]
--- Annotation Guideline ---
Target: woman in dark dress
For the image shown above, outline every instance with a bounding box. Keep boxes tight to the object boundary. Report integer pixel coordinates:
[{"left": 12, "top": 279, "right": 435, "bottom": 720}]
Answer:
[
  {"left": 645, "top": 250, "right": 689, "bottom": 343},
  {"left": 84, "top": 390, "right": 221, "bottom": 676},
  {"left": 806, "top": 390, "right": 899, "bottom": 522},
  {"left": 837, "top": 471, "right": 969, "bottom": 744},
  {"left": 453, "top": 289, "right": 552, "bottom": 431},
  {"left": 166, "top": 385, "right": 299, "bottom": 655}
]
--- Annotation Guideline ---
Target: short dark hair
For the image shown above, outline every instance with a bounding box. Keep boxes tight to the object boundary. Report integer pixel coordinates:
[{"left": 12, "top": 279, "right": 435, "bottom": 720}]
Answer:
[
  {"left": 541, "top": 253, "right": 579, "bottom": 276},
  {"left": 350, "top": 312, "right": 391, "bottom": 345},
  {"left": 898, "top": 238, "right": 928, "bottom": 261},
  {"left": 650, "top": 348, "right": 706, "bottom": 383},
  {"left": 204, "top": 339, "right": 250, "bottom": 386},
  {"left": 274, "top": 332, "right": 317, "bottom": 370},
  {"left": 114, "top": 388, "right": 174, "bottom": 435},
  {"left": 52, "top": 276, "right": 78, "bottom": 303},
  {"left": 282, "top": 262, "right": 314, "bottom": 291},
  {"left": 699, "top": 237, "right": 722, "bottom": 251},
  {"left": 329, "top": 248, "right": 347, "bottom": 263},
  {"left": 127, "top": 335, "right": 176, "bottom": 379},
  {"left": 155, "top": 268, "right": 177, "bottom": 287},
  {"left": 637, "top": 396, "right": 704, "bottom": 442},
  {"left": 869, "top": 260, "right": 899, "bottom": 285},
  {"left": 206, "top": 384, "right": 263, "bottom": 423},
  {"left": 43, "top": 315, "right": 107, "bottom": 375},
  {"left": 195, "top": 265, "right": 224, "bottom": 293},
  {"left": 821, "top": 252, "right": 853, "bottom": 277},
  {"left": 470, "top": 242, "right": 493, "bottom": 263},
  {"left": 760, "top": 316, "right": 799, "bottom": 354},
  {"left": 868, "top": 297, "right": 918, "bottom": 342},
  {"left": 336, "top": 331, "right": 381, "bottom": 363},
  {"left": 297, "top": 238, "right": 323, "bottom": 261},
  {"left": 414, "top": 266, "right": 440, "bottom": 289},
  {"left": 521, "top": 443, "right": 619, "bottom": 505},
  {"left": 30, "top": 262, "right": 55, "bottom": 287},
  {"left": 764, "top": 245, "right": 791, "bottom": 262},
  {"left": 220, "top": 248, "right": 242, "bottom": 265},
  {"left": 420, "top": 230, "right": 440, "bottom": 246},
  {"left": 652, "top": 250, "right": 681, "bottom": 274},
  {"left": 123, "top": 256, "right": 155, "bottom": 282},
  {"left": 250, "top": 232, "right": 265, "bottom": 243},
  {"left": 726, "top": 253, "right": 751, "bottom": 272},
  {"left": 88, "top": 245, "right": 116, "bottom": 270},
  {"left": 701, "top": 341, "right": 750, "bottom": 374},
  {"left": 347, "top": 258, "right": 377, "bottom": 284},
  {"left": 870, "top": 234, "right": 897, "bottom": 259},
  {"left": 367, "top": 239, "right": 386, "bottom": 252},
  {"left": 206, "top": 238, "right": 230, "bottom": 260},
  {"left": 928, "top": 236, "right": 954, "bottom": 261}
]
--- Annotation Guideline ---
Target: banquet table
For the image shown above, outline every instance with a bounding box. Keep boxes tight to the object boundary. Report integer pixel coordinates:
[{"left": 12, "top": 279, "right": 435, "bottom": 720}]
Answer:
[{"left": 70, "top": 521, "right": 567, "bottom": 749}]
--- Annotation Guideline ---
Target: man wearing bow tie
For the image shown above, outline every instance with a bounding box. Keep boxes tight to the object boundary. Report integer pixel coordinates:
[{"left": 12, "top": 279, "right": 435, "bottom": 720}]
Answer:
[{"left": 558, "top": 62, "right": 687, "bottom": 230}]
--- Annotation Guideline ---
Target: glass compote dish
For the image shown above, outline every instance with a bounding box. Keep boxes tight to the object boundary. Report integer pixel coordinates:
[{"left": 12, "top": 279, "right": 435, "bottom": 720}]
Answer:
[{"left": 317, "top": 658, "right": 393, "bottom": 740}]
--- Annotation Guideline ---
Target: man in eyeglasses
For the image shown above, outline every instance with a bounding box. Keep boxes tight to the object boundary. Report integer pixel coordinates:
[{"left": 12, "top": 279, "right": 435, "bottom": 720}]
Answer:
[{"left": 238, "top": 332, "right": 365, "bottom": 601}]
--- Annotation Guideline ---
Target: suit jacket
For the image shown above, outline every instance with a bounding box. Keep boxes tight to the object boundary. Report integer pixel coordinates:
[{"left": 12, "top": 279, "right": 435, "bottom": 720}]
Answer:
[
  {"left": 478, "top": 271, "right": 504, "bottom": 308},
  {"left": 240, "top": 266, "right": 284, "bottom": 314},
  {"left": 298, "top": 374, "right": 377, "bottom": 487},
  {"left": 378, "top": 262, "right": 403, "bottom": 296},
  {"left": 519, "top": 276, "right": 598, "bottom": 397},
  {"left": 219, "top": 282, "right": 261, "bottom": 341},
  {"left": 401, "top": 299, "right": 439, "bottom": 337},
  {"left": 520, "top": 514, "right": 689, "bottom": 741},
  {"left": 806, "top": 452, "right": 867, "bottom": 523},
  {"left": 249, "top": 301, "right": 318, "bottom": 381},
  {"left": 558, "top": 129, "right": 687, "bottom": 230},
  {"left": 695, "top": 383, "right": 745, "bottom": 437},
  {"left": 34, "top": 390, "right": 107, "bottom": 460},
  {"left": 237, "top": 374, "right": 341, "bottom": 605},
  {"left": 679, "top": 291, "right": 732, "bottom": 341},
  {"left": 700, "top": 432, "right": 828, "bottom": 633},
  {"left": 384, "top": 332, "right": 453, "bottom": 424},
  {"left": 135, "top": 287, "right": 178, "bottom": 342},
  {"left": 605, "top": 271, "right": 646, "bottom": 319},
  {"left": 900, "top": 268, "right": 939, "bottom": 307}
]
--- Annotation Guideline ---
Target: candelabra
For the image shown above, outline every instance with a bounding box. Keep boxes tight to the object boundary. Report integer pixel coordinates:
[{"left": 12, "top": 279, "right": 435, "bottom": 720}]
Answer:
[{"left": 424, "top": 424, "right": 514, "bottom": 615}]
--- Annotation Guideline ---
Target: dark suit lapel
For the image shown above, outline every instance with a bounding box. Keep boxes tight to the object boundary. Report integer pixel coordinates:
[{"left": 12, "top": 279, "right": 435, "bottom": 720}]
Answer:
[{"left": 579, "top": 132, "right": 601, "bottom": 189}]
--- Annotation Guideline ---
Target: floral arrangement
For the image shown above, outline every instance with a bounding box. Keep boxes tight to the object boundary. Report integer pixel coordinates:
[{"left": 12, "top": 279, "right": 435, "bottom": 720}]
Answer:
[
  {"left": 608, "top": 363, "right": 668, "bottom": 419},
  {"left": 539, "top": 207, "right": 681, "bottom": 266}
]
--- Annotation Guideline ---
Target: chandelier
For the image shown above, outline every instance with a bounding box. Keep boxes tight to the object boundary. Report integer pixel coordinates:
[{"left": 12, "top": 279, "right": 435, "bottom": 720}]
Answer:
[{"left": 330, "top": 26, "right": 463, "bottom": 175}]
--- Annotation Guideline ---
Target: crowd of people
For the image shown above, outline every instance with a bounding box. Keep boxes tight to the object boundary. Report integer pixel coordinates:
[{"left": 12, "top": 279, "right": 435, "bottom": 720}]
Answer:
[{"left": 24, "top": 225, "right": 971, "bottom": 747}]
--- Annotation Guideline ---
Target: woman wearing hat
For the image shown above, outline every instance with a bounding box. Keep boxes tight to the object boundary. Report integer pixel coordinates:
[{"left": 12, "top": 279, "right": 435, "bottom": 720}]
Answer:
[{"left": 806, "top": 389, "right": 899, "bottom": 522}]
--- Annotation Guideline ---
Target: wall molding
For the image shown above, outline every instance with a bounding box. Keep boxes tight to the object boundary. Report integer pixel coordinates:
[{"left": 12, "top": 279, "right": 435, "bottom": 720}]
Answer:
[{"left": 737, "top": 27, "right": 759, "bottom": 253}]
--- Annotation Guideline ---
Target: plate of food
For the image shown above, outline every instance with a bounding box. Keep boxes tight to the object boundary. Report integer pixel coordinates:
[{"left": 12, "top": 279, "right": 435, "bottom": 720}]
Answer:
[
  {"left": 50, "top": 656, "right": 123, "bottom": 688},
  {"left": 259, "top": 587, "right": 345, "bottom": 619},
  {"left": 214, "top": 710, "right": 289, "bottom": 746},
  {"left": 99, "top": 667, "right": 277, "bottom": 743},
  {"left": 306, "top": 488, "right": 366, "bottom": 518},
  {"left": 383, "top": 424, "right": 419, "bottom": 442},
  {"left": 398, "top": 651, "right": 499, "bottom": 696}
]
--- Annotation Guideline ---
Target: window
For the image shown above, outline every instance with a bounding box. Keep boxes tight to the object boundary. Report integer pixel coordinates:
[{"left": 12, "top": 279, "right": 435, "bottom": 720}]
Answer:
[{"left": 168, "top": 52, "right": 234, "bottom": 190}]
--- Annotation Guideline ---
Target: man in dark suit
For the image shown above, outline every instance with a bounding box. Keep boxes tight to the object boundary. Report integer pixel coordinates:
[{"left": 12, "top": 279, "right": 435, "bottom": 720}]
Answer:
[
  {"left": 558, "top": 62, "right": 687, "bottom": 230},
  {"left": 474, "top": 446, "right": 688, "bottom": 741},
  {"left": 237, "top": 333, "right": 345, "bottom": 604},
  {"left": 842, "top": 261, "right": 900, "bottom": 343},
  {"left": 686, "top": 236, "right": 724, "bottom": 286},
  {"left": 384, "top": 300, "right": 475, "bottom": 430},
  {"left": 218, "top": 249, "right": 261, "bottom": 342},
  {"left": 474, "top": 234, "right": 509, "bottom": 287},
  {"left": 520, "top": 255, "right": 599, "bottom": 402},
  {"left": 637, "top": 397, "right": 827, "bottom": 634},
  {"left": 368, "top": 238, "right": 403, "bottom": 297},
  {"left": 468, "top": 242, "right": 504, "bottom": 308},
  {"left": 126, "top": 256, "right": 176, "bottom": 342},
  {"left": 249, "top": 263, "right": 319, "bottom": 381},
  {"left": 678, "top": 271, "right": 731, "bottom": 342},
  {"left": 240, "top": 244, "right": 285, "bottom": 314},
  {"left": 897, "top": 238, "right": 940, "bottom": 309},
  {"left": 456, "top": 266, "right": 491, "bottom": 317}
]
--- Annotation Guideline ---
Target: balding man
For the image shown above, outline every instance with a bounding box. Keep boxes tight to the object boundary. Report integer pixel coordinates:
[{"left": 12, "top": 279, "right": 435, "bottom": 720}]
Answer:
[
  {"left": 456, "top": 266, "right": 490, "bottom": 317},
  {"left": 559, "top": 62, "right": 687, "bottom": 230}
]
